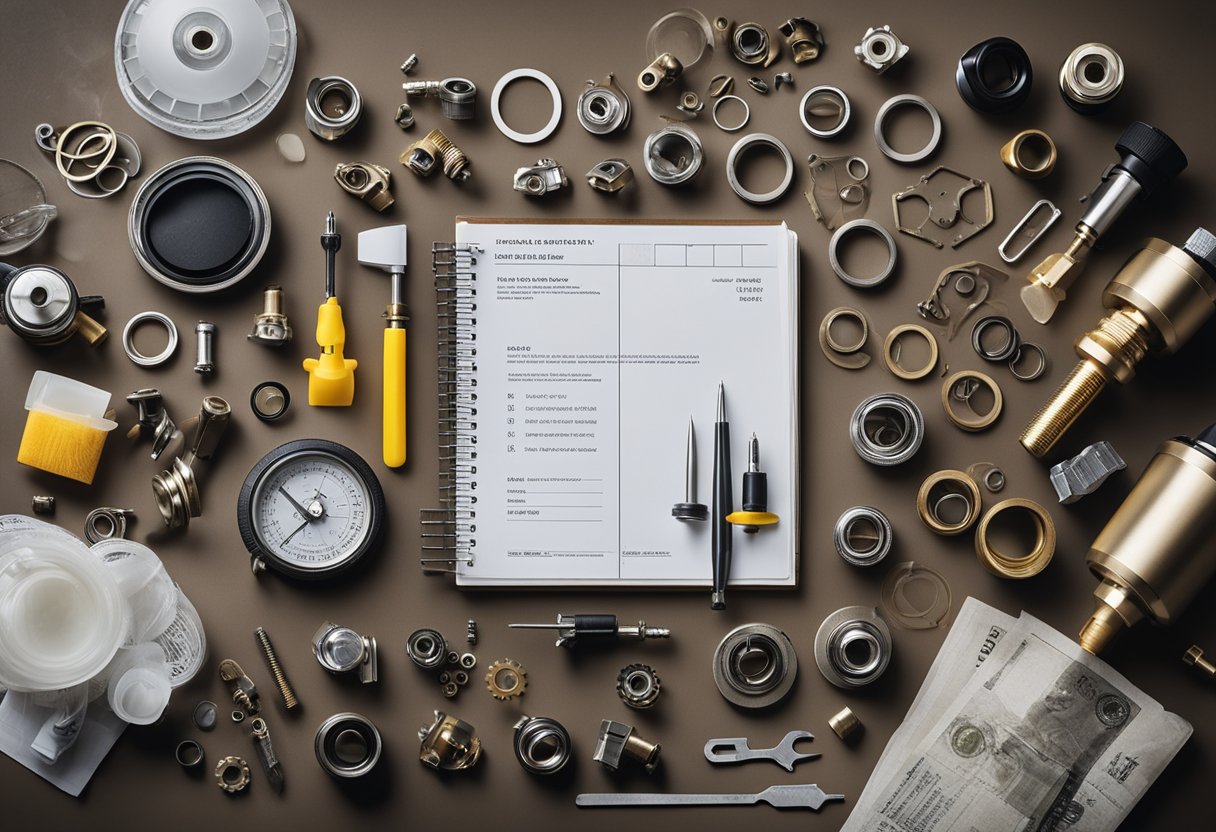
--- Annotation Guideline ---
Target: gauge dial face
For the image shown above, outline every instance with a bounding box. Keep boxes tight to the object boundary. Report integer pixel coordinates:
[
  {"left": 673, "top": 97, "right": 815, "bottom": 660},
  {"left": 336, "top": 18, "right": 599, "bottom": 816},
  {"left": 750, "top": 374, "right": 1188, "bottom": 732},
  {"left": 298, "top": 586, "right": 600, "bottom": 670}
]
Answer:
[{"left": 249, "top": 451, "right": 374, "bottom": 575}]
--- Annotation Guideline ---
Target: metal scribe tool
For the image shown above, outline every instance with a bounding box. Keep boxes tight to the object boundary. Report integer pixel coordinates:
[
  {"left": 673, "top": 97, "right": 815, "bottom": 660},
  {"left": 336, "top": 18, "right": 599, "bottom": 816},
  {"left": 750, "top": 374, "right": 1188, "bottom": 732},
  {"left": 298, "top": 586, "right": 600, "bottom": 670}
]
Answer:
[
  {"left": 672, "top": 416, "right": 708, "bottom": 521},
  {"left": 576, "top": 784, "right": 844, "bottom": 811}
]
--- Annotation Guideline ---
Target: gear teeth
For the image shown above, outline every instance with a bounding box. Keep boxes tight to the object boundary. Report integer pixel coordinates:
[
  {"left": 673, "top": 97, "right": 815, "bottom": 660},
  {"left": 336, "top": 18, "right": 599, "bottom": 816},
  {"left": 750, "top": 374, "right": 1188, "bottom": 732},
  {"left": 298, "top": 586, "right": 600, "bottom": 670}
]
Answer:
[{"left": 485, "top": 658, "right": 528, "bottom": 700}]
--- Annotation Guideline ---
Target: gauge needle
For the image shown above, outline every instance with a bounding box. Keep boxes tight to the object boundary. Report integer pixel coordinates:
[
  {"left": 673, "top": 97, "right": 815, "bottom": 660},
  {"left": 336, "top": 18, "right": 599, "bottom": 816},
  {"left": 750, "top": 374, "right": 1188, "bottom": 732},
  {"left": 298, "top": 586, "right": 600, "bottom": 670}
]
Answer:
[
  {"left": 279, "top": 486, "right": 314, "bottom": 522},
  {"left": 281, "top": 519, "right": 310, "bottom": 547}
]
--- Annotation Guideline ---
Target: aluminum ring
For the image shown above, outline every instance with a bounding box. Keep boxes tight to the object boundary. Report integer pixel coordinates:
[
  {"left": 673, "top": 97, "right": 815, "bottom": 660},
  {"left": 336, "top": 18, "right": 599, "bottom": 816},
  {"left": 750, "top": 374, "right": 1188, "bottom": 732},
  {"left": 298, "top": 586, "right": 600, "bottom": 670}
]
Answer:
[
  {"left": 513, "top": 715, "right": 572, "bottom": 775},
  {"left": 643, "top": 124, "right": 704, "bottom": 185},
  {"left": 712, "top": 94, "right": 750, "bottom": 132},
  {"left": 315, "top": 712, "right": 382, "bottom": 778},
  {"left": 304, "top": 76, "right": 363, "bottom": 141},
  {"left": 1009, "top": 342, "right": 1048, "bottom": 381},
  {"left": 874, "top": 94, "right": 943, "bottom": 164},
  {"left": 829, "top": 219, "right": 898, "bottom": 288},
  {"left": 799, "top": 85, "right": 851, "bottom": 138},
  {"left": 917, "top": 470, "right": 983, "bottom": 536},
  {"left": 975, "top": 498, "right": 1056, "bottom": 579},
  {"left": 122, "top": 311, "right": 179, "bottom": 367},
  {"left": 491, "top": 68, "right": 562, "bottom": 144},
  {"left": 833, "top": 506, "right": 893, "bottom": 567},
  {"left": 972, "top": 316, "right": 1021, "bottom": 361},
  {"left": 883, "top": 324, "right": 939, "bottom": 380},
  {"left": 814, "top": 606, "right": 892, "bottom": 688},
  {"left": 712, "top": 623, "right": 797, "bottom": 709},
  {"left": 849, "top": 392, "right": 924, "bottom": 466},
  {"left": 725, "top": 133, "right": 794, "bottom": 204}
]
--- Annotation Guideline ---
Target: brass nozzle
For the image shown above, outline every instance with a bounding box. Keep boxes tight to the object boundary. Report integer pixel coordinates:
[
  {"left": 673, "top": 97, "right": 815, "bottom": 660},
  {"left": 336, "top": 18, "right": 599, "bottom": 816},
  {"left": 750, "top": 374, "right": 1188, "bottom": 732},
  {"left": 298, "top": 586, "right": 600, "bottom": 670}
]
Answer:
[{"left": 1078, "top": 603, "right": 1125, "bottom": 654}]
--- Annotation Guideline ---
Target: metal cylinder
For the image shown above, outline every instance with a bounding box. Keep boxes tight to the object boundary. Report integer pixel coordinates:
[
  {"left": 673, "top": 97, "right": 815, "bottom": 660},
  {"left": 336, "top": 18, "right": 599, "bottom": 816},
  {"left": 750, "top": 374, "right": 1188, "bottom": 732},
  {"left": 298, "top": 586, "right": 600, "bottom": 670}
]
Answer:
[
  {"left": 194, "top": 321, "right": 216, "bottom": 375},
  {"left": 1080, "top": 437, "right": 1216, "bottom": 654},
  {"left": 1103, "top": 238, "right": 1216, "bottom": 354}
]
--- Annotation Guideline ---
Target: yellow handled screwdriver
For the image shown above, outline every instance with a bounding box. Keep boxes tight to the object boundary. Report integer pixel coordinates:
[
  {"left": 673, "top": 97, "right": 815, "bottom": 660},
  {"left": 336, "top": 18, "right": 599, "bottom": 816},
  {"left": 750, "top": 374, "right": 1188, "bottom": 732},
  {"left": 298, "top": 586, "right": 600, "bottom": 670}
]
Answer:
[
  {"left": 303, "top": 211, "right": 357, "bottom": 406},
  {"left": 357, "top": 225, "right": 409, "bottom": 467}
]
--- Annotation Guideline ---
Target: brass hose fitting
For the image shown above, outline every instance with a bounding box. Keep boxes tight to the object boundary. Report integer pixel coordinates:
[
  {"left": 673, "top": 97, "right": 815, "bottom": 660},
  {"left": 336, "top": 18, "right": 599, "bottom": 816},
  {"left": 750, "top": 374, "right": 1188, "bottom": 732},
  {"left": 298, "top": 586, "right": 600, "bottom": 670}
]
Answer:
[
  {"left": 401, "top": 129, "right": 470, "bottom": 182},
  {"left": 1079, "top": 426, "right": 1216, "bottom": 654},
  {"left": 1020, "top": 230, "right": 1216, "bottom": 457}
]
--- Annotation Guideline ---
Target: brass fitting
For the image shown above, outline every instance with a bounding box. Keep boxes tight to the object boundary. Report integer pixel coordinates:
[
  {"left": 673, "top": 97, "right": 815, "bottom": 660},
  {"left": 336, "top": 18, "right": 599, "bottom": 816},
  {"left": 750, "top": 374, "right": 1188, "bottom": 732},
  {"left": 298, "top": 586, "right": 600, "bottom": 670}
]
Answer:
[
  {"left": 999, "top": 129, "right": 1057, "bottom": 179},
  {"left": 334, "top": 162, "right": 394, "bottom": 211},
  {"left": 418, "top": 711, "right": 481, "bottom": 771},
  {"left": 1183, "top": 645, "right": 1216, "bottom": 680},
  {"left": 247, "top": 284, "right": 292, "bottom": 345},
  {"left": 1079, "top": 430, "right": 1216, "bottom": 654},
  {"left": 1020, "top": 231, "right": 1216, "bottom": 458},
  {"left": 401, "top": 129, "right": 471, "bottom": 182}
]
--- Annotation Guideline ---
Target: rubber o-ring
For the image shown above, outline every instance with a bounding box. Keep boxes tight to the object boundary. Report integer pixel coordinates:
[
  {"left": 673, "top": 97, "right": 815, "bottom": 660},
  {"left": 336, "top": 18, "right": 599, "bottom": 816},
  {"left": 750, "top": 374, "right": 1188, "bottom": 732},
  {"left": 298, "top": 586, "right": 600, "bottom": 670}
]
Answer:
[{"left": 490, "top": 69, "right": 562, "bottom": 144}]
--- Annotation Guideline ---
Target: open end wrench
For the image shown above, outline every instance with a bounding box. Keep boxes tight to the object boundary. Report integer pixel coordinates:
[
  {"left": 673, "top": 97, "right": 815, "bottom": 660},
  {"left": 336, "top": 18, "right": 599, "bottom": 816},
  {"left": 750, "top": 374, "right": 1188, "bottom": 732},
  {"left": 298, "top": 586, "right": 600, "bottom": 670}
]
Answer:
[{"left": 703, "top": 730, "right": 820, "bottom": 771}]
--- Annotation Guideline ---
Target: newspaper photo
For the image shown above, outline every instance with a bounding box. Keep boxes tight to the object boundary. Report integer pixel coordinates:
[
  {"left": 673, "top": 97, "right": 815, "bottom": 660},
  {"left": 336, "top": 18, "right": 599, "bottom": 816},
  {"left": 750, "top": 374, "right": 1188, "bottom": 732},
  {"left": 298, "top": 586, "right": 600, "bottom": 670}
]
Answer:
[{"left": 843, "top": 598, "right": 1191, "bottom": 832}]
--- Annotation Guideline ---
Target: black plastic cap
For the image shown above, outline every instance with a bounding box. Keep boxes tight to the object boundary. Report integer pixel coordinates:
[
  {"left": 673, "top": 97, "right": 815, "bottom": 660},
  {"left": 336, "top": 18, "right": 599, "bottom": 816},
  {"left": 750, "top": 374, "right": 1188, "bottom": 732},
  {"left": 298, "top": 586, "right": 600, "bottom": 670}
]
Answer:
[
  {"left": 956, "top": 37, "right": 1033, "bottom": 114},
  {"left": 1115, "top": 122, "right": 1187, "bottom": 198},
  {"left": 1182, "top": 228, "right": 1216, "bottom": 279}
]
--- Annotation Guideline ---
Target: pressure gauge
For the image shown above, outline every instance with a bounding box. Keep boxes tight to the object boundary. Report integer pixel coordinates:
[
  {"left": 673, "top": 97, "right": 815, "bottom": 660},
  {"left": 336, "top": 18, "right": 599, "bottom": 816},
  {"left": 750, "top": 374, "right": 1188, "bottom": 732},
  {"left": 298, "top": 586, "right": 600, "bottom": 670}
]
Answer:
[{"left": 237, "top": 439, "right": 385, "bottom": 580}]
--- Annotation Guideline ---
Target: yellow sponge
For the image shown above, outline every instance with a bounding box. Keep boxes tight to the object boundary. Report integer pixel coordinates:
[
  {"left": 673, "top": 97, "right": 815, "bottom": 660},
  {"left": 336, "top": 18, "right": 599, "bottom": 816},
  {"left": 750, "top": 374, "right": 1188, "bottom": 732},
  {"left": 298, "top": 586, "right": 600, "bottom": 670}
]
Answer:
[{"left": 17, "top": 410, "right": 108, "bottom": 484}]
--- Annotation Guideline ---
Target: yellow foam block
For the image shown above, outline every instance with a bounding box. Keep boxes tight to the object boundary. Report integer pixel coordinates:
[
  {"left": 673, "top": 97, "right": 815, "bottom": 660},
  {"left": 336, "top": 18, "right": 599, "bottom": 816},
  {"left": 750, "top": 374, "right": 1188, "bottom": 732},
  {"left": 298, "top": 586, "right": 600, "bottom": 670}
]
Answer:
[{"left": 17, "top": 410, "right": 108, "bottom": 484}]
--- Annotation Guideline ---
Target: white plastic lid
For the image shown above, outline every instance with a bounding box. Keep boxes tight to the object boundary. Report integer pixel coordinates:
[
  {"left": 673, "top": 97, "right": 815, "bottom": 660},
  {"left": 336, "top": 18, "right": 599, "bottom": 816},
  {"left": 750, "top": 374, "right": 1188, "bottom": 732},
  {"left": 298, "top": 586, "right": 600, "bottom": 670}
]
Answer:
[
  {"left": 114, "top": 0, "right": 298, "bottom": 139},
  {"left": 107, "top": 644, "right": 171, "bottom": 725},
  {"left": 24, "top": 371, "right": 118, "bottom": 432}
]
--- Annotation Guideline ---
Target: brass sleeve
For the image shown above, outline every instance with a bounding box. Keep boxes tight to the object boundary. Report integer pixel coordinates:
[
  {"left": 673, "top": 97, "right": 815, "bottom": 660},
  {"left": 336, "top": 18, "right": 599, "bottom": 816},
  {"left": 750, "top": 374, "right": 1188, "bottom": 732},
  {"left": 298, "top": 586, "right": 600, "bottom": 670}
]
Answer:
[
  {"left": 941, "top": 370, "right": 1003, "bottom": 431},
  {"left": 975, "top": 498, "right": 1056, "bottom": 579},
  {"left": 883, "top": 324, "right": 939, "bottom": 380},
  {"left": 916, "top": 469, "right": 982, "bottom": 535}
]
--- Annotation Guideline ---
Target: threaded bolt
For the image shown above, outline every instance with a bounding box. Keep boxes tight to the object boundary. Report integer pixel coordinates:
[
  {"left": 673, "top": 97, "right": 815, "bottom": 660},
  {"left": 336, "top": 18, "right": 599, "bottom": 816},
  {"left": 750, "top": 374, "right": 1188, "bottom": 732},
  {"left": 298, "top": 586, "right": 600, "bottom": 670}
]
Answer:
[
  {"left": 1020, "top": 360, "right": 1108, "bottom": 457},
  {"left": 254, "top": 627, "right": 300, "bottom": 711}
]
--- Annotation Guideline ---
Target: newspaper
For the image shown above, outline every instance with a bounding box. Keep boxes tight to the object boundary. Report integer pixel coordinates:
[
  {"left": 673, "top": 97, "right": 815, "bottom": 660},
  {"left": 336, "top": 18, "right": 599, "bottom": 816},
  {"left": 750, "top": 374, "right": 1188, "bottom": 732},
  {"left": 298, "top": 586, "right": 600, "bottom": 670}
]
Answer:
[{"left": 843, "top": 597, "right": 1192, "bottom": 832}]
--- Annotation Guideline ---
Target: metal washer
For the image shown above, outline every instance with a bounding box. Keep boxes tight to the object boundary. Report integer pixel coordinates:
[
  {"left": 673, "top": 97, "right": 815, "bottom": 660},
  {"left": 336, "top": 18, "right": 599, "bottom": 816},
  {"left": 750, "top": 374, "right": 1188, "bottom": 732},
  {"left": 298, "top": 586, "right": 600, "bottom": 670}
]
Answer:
[
  {"left": 799, "top": 85, "right": 851, "bottom": 138},
  {"left": 829, "top": 219, "right": 898, "bottom": 288},
  {"left": 712, "top": 622, "right": 798, "bottom": 709},
  {"left": 874, "top": 95, "right": 943, "bottom": 164},
  {"left": 122, "top": 311, "right": 179, "bottom": 367},
  {"left": 712, "top": 94, "right": 750, "bottom": 132},
  {"left": 491, "top": 68, "right": 562, "bottom": 144},
  {"left": 725, "top": 133, "right": 793, "bottom": 204}
]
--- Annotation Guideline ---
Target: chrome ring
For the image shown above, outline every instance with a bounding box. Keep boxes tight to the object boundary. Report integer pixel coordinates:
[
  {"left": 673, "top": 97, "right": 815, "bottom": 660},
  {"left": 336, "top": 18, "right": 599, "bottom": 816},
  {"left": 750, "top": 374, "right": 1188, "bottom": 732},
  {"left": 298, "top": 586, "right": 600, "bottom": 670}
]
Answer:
[
  {"left": 712, "top": 94, "right": 750, "bottom": 132},
  {"left": 849, "top": 392, "right": 924, "bottom": 466},
  {"left": 122, "top": 311, "right": 179, "bottom": 367},
  {"left": 304, "top": 76, "right": 363, "bottom": 141},
  {"left": 513, "top": 715, "right": 572, "bottom": 775},
  {"left": 829, "top": 219, "right": 898, "bottom": 288},
  {"left": 833, "top": 506, "right": 893, "bottom": 567},
  {"left": 874, "top": 94, "right": 942, "bottom": 164},
  {"left": 1009, "top": 341, "right": 1048, "bottom": 381},
  {"left": 972, "top": 316, "right": 1021, "bottom": 361},
  {"left": 725, "top": 133, "right": 794, "bottom": 204},
  {"left": 814, "top": 606, "right": 892, "bottom": 688},
  {"left": 799, "top": 85, "right": 851, "bottom": 138},
  {"left": 315, "top": 712, "right": 382, "bottom": 778}
]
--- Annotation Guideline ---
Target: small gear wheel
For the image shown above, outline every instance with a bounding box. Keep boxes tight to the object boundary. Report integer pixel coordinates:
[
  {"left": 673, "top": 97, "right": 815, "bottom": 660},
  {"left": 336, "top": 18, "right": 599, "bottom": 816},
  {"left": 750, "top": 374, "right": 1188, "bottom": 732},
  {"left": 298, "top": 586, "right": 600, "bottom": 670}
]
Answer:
[
  {"left": 215, "top": 755, "right": 251, "bottom": 793},
  {"left": 485, "top": 658, "right": 528, "bottom": 700},
  {"left": 616, "top": 663, "right": 662, "bottom": 709}
]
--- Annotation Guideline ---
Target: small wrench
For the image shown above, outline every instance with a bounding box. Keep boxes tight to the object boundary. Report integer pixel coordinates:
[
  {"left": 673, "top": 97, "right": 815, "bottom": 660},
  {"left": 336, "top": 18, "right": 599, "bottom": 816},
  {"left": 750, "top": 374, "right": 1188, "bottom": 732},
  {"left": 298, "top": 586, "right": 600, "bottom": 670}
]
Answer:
[{"left": 704, "top": 730, "right": 819, "bottom": 771}]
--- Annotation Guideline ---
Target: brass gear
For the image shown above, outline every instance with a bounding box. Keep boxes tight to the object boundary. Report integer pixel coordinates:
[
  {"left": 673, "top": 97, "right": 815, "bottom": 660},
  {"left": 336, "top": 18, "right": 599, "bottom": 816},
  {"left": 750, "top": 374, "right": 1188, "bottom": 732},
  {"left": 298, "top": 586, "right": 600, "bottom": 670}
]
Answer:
[{"left": 485, "top": 658, "right": 528, "bottom": 700}]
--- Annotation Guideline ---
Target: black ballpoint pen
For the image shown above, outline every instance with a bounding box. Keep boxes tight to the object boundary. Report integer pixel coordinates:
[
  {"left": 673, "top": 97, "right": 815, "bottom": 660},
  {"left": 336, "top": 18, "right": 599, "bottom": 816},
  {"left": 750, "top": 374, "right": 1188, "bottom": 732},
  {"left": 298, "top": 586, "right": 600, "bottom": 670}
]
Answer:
[{"left": 712, "top": 382, "right": 733, "bottom": 609}]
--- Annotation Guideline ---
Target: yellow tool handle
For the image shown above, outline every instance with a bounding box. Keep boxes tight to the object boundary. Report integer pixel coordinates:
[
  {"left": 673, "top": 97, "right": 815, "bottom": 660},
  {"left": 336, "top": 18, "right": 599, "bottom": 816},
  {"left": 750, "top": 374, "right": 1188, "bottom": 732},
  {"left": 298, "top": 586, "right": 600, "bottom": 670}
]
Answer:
[
  {"left": 303, "top": 297, "right": 357, "bottom": 406},
  {"left": 383, "top": 327, "right": 407, "bottom": 467}
]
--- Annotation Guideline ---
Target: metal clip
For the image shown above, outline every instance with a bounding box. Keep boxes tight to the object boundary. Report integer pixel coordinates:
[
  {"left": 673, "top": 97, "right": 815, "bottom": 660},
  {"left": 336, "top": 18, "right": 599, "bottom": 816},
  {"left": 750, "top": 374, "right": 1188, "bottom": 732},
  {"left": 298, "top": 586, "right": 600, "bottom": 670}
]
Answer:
[{"left": 998, "top": 199, "right": 1062, "bottom": 264}]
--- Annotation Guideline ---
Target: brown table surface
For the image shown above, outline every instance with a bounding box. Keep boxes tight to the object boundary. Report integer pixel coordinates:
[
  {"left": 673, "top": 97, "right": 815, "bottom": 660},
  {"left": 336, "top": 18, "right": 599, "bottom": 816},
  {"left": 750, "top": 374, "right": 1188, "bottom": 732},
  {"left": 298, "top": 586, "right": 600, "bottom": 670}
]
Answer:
[{"left": 3, "top": 1, "right": 1215, "bottom": 829}]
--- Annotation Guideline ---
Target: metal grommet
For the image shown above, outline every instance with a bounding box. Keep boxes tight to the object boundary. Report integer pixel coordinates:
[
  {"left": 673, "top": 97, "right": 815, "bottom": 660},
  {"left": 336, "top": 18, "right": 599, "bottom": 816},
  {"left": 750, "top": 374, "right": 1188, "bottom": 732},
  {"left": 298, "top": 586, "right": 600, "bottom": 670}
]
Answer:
[
  {"left": 882, "top": 324, "right": 939, "bottom": 380},
  {"left": 176, "top": 739, "right": 205, "bottom": 769},
  {"left": 315, "top": 712, "right": 383, "bottom": 778},
  {"left": 1009, "top": 342, "right": 1048, "bottom": 381},
  {"left": 971, "top": 316, "right": 1021, "bottom": 362},
  {"left": 231, "top": 710, "right": 245, "bottom": 723},
  {"left": 304, "top": 76, "right": 363, "bottom": 141},
  {"left": 941, "top": 370, "right": 1003, "bottom": 432},
  {"left": 712, "top": 623, "right": 797, "bottom": 709},
  {"left": 975, "top": 498, "right": 1056, "bottom": 579},
  {"left": 967, "top": 462, "right": 1007, "bottom": 493},
  {"left": 250, "top": 381, "right": 291, "bottom": 422},
  {"left": 917, "top": 470, "right": 983, "bottom": 535},
  {"left": 829, "top": 219, "right": 898, "bottom": 289},
  {"left": 833, "top": 506, "right": 893, "bottom": 567},
  {"left": 819, "top": 307, "right": 871, "bottom": 371},
  {"left": 712, "top": 94, "right": 750, "bottom": 132},
  {"left": 215, "top": 756, "right": 250, "bottom": 793},
  {"left": 725, "top": 133, "right": 794, "bottom": 204},
  {"left": 459, "top": 652, "right": 477, "bottom": 669},
  {"left": 643, "top": 124, "right": 704, "bottom": 185},
  {"left": 490, "top": 68, "right": 562, "bottom": 144},
  {"left": 122, "top": 311, "right": 179, "bottom": 367},
  {"left": 849, "top": 392, "right": 925, "bottom": 466},
  {"left": 874, "top": 94, "right": 943, "bottom": 164},
  {"left": 1000, "top": 130, "right": 1058, "bottom": 179},
  {"left": 1059, "top": 43, "right": 1124, "bottom": 113},
  {"left": 406, "top": 628, "right": 448, "bottom": 669},
  {"left": 814, "top": 606, "right": 892, "bottom": 689},
  {"left": 799, "top": 85, "right": 851, "bottom": 138},
  {"left": 513, "top": 715, "right": 573, "bottom": 775}
]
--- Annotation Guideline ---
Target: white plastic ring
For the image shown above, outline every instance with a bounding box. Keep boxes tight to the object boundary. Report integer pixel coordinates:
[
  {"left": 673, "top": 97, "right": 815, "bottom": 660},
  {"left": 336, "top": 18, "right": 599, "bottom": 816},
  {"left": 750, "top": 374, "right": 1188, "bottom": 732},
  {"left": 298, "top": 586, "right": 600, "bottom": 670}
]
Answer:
[
  {"left": 122, "top": 311, "right": 179, "bottom": 367},
  {"left": 712, "top": 95, "right": 750, "bottom": 132},
  {"left": 725, "top": 133, "right": 794, "bottom": 204},
  {"left": 491, "top": 68, "right": 563, "bottom": 144}
]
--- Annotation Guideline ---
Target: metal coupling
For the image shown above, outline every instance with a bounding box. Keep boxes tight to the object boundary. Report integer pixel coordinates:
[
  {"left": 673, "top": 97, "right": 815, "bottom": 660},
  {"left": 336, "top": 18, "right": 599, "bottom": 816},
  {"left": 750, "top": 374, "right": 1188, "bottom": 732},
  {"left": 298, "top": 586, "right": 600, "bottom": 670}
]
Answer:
[
  {"left": 401, "top": 128, "right": 471, "bottom": 182},
  {"left": 779, "top": 18, "right": 823, "bottom": 63},
  {"left": 1020, "top": 230, "right": 1216, "bottom": 457},
  {"left": 855, "top": 26, "right": 909, "bottom": 73},
  {"left": 1000, "top": 129, "right": 1057, "bottom": 179},
  {"left": 513, "top": 716, "right": 572, "bottom": 775},
  {"left": 1050, "top": 441, "right": 1126, "bottom": 504},
  {"left": 616, "top": 663, "right": 661, "bottom": 709},
  {"left": 305, "top": 76, "right": 363, "bottom": 140},
  {"left": 418, "top": 711, "right": 482, "bottom": 771},
  {"left": 1059, "top": 43, "right": 1124, "bottom": 113},
  {"left": 246, "top": 285, "right": 291, "bottom": 345},
  {"left": 193, "top": 321, "right": 215, "bottom": 376},
  {"left": 334, "top": 162, "right": 394, "bottom": 211},
  {"left": 593, "top": 719, "right": 661, "bottom": 773},
  {"left": 586, "top": 159, "right": 634, "bottom": 193},
  {"left": 152, "top": 396, "right": 230, "bottom": 529},
  {"left": 828, "top": 707, "right": 863, "bottom": 743},
  {"left": 975, "top": 499, "right": 1056, "bottom": 579},
  {"left": 125, "top": 388, "right": 177, "bottom": 460},
  {"left": 513, "top": 158, "right": 568, "bottom": 196},
  {"left": 313, "top": 621, "right": 378, "bottom": 684},
  {"left": 254, "top": 626, "right": 300, "bottom": 711},
  {"left": 403, "top": 78, "right": 477, "bottom": 120},
  {"left": 643, "top": 124, "right": 704, "bottom": 185},
  {"left": 577, "top": 74, "right": 631, "bottom": 134},
  {"left": 638, "top": 52, "right": 682, "bottom": 92}
]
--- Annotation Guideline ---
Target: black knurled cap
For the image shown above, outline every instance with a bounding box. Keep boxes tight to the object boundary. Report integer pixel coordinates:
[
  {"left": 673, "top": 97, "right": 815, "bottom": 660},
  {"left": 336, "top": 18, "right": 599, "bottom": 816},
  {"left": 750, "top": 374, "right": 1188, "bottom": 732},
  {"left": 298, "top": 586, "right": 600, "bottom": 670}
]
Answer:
[
  {"left": 1192, "top": 422, "right": 1216, "bottom": 461},
  {"left": 1115, "top": 122, "right": 1187, "bottom": 197},
  {"left": 1183, "top": 228, "right": 1216, "bottom": 279}
]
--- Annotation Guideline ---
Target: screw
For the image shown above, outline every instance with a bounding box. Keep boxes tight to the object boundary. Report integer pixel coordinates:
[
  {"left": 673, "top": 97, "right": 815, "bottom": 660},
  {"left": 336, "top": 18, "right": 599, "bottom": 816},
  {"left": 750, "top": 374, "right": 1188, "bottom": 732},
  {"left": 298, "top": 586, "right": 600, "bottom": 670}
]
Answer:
[
  {"left": 254, "top": 627, "right": 300, "bottom": 711},
  {"left": 194, "top": 321, "right": 216, "bottom": 375},
  {"left": 400, "top": 53, "right": 418, "bottom": 75},
  {"left": 467, "top": 618, "right": 478, "bottom": 645},
  {"left": 1183, "top": 645, "right": 1216, "bottom": 680}
]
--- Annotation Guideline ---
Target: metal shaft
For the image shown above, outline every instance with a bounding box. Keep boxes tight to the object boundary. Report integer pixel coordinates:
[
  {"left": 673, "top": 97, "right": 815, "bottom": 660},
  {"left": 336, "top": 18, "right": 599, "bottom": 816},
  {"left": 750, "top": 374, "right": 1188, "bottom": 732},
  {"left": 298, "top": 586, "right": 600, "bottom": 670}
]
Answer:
[
  {"left": 711, "top": 382, "right": 733, "bottom": 609},
  {"left": 322, "top": 211, "right": 339, "bottom": 298},
  {"left": 684, "top": 416, "right": 697, "bottom": 503},
  {"left": 254, "top": 627, "right": 300, "bottom": 711},
  {"left": 578, "top": 793, "right": 756, "bottom": 807}
]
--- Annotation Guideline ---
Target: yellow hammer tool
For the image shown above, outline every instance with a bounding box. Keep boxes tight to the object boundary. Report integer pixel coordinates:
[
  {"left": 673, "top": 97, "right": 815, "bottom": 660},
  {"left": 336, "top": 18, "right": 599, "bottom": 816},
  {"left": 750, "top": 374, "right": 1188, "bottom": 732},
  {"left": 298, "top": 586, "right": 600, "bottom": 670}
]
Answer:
[
  {"left": 303, "top": 211, "right": 357, "bottom": 406},
  {"left": 358, "top": 225, "right": 409, "bottom": 467}
]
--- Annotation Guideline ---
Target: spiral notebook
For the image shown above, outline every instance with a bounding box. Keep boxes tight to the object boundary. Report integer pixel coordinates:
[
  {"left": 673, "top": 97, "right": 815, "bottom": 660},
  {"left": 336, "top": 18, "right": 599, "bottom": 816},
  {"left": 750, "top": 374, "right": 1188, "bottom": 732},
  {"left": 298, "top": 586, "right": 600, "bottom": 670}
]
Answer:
[{"left": 422, "top": 218, "right": 799, "bottom": 587}]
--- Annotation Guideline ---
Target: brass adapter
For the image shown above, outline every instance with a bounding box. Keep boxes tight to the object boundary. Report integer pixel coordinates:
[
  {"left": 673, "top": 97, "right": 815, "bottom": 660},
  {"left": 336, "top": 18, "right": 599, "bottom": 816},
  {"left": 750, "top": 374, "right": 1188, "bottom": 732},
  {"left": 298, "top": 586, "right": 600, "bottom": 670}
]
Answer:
[
  {"left": 1079, "top": 432, "right": 1216, "bottom": 654},
  {"left": 1020, "top": 231, "right": 1216, "bottom": 458}
]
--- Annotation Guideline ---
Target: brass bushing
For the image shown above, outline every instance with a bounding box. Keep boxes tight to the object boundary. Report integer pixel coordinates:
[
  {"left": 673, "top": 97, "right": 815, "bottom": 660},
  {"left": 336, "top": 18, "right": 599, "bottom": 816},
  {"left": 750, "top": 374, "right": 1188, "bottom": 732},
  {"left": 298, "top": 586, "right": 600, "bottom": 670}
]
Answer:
[
  {"left": 883, "top": 324, "right": 939, "bottom": 380},
  {"left": 917, "top": 469, "right": 982, "bottom": 536},
  {"left": 941, "top": 370, "right": 1003, "bottom": 432},
  {"left": 975, "top": 498, "right": 1056, "bottom": 579},
  {"left": 1000, "top": 130, "right": 1057, "bottom": 179}
]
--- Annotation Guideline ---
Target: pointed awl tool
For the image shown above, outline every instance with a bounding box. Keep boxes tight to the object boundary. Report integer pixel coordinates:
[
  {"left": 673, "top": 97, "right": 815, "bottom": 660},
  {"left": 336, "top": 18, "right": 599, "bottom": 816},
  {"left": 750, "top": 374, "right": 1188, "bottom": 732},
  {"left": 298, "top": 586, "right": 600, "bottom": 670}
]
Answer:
[
  {"left": 672, "top": 416, "right": 708, "bottom": 521},
  {"left": 704, "top": 730, "right": 820, "bottom": 771},
  {"left": 576, "top": 784, "right": 845, "bottom": 812}
]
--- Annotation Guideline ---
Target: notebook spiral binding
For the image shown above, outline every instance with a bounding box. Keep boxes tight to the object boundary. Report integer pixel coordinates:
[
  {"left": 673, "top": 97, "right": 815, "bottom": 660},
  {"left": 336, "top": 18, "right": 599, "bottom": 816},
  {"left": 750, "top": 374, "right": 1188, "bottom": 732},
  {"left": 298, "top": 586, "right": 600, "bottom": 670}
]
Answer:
[{"left": 419, "top": 242, "right": 481, "bottom": 575}]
